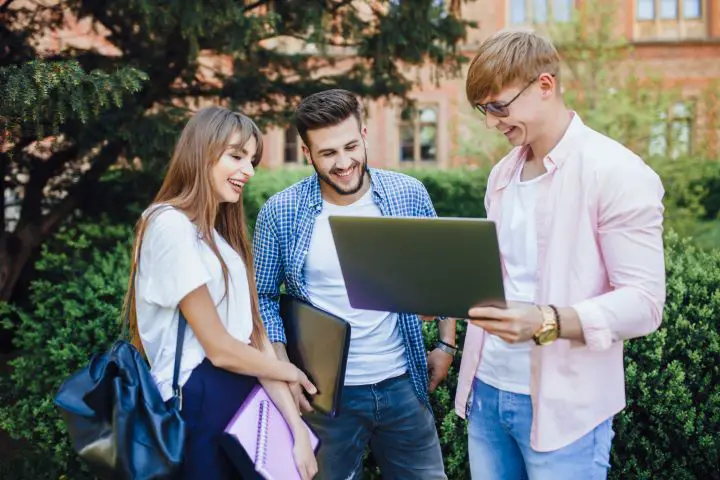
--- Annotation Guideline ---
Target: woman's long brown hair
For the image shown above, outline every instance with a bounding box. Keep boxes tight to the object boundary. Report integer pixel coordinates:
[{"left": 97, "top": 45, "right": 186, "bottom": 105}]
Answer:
[{"left": 123, "top": 106, "right": 267, "bottom": 356}]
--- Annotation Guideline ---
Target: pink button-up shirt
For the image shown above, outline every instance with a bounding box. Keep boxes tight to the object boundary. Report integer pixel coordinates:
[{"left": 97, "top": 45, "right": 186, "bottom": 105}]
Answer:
[{"left": 454, "top": 113, "right": 666, "bottom": 452}]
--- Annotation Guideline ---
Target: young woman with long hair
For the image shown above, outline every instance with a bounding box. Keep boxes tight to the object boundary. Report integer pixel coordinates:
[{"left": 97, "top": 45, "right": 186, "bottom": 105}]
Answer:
[{"left": 123, "top": 106, "right": 318, "bottom": 479}]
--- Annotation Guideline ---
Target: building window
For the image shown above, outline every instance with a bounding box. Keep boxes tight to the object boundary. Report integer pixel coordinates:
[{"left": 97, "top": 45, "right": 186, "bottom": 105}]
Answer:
[
  {"left": 510, "top": 0, "right": 526, "bottom": 24},
  {"left": 510, "top": 0, "right": 573, "bottom": 25},
  {"left": 683, "top": 0, "right": 701, "bottom": 18},
  {"left": 634, "top": 0, "right": 706, "bottom": 40},
  {"left": 552, "top": 0, "right": 572, "bottom": 21},
  {"left": 637, "top": 0, "right": 655, "bottom": 19},
  {"left": 660, "top": 0, "right": 678, "bottom": 18},
  {"left": 649, "top": 102, "right": 693, "bottom": 159},
  {"left": 399, "top": 105, "right": 438, "bottom": 164},
  {"left": 284, "top": 126, "right": 302, "bottom": 164},
  {"left": 636, "top": 0, "right": 702, "bottom": 20}
]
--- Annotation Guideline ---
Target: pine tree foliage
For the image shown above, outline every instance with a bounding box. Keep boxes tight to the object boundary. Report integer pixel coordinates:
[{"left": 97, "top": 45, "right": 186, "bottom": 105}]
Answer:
[
  {"left": 0, "top": 0, "right": 473, "bottom": 301},
  {"left": 1, "top": 59, "right": 147, "bottom": 138}
]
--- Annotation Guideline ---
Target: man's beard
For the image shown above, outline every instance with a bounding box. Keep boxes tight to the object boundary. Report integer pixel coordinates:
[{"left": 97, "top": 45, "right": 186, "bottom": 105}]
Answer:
[{"left": 311, "top": 146, "right": 369, "bottom": 196}]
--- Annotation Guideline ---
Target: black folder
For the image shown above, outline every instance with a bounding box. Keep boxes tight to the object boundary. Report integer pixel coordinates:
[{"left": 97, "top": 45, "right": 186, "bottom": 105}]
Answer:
[{"left": 279, "top": 294, "right": 350, "bottom": 418}]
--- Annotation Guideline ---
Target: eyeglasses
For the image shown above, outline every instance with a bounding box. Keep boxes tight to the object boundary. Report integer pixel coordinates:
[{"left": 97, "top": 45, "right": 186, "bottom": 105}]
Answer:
[{"left": 473, "top": 75, "right": 554, "bottom": 118}]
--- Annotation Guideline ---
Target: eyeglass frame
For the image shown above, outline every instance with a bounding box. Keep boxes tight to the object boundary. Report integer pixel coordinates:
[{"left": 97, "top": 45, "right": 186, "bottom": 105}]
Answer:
[{"left": 473, "top": 74, "right": 556, "bottom": 118}]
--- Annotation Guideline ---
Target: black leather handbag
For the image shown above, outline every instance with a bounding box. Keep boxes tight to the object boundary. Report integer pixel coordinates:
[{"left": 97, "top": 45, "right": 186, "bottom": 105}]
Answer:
[{"left": 54, "top": 304, "right": 188, "bottom": 479}]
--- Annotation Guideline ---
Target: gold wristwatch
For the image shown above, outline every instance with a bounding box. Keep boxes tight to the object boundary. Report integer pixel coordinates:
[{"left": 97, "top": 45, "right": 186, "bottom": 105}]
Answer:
[{"left": 533, "top": 305, "right": 561, "bottom": 346}]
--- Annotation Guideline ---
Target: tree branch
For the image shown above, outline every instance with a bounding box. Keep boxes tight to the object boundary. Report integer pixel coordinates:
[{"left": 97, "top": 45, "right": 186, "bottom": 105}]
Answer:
[
  {"left": 281, "top": 32, "right": 360, "bottom": 48},
  {"left": 244, "top": 0, "right": 273, "bottom": 13},
  {"left": 17, "top": 144, "right": 80, "bottom": 227},
  {"left": 1, "top": 151, "right": 6, "bottom": 232},
  {"left": 40, "top": 141, "right": 123, "bottom": 236},
  {"left": 170, "top": 85, "right": 224, "bottom": 98}
]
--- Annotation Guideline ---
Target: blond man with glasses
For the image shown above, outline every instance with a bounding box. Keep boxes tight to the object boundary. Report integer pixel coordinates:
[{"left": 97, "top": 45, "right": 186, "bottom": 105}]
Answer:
[{"left": 455, "top": 30, "right": 666, "bottom": 479}]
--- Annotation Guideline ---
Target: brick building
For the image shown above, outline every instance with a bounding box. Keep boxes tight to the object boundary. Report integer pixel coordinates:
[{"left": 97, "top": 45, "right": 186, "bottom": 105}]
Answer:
[
  {"left": 262, "top": 0, "right": 720, "bottom": 169},
  {"left": 16, "top": 0, "right": 720, "bottom": 168}
]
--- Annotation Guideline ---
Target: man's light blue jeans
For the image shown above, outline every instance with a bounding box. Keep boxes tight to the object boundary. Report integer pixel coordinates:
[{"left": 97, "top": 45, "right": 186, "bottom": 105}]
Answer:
[
  {"left": 305, "top": 373, "right": 446, "bottom": 480},
  {"left": 468, "top": 378, "right": 614, "bottom": 480}
]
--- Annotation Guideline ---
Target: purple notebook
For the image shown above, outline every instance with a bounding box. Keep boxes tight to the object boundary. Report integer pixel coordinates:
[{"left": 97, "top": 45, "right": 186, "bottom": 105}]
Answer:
[{"left": 221, "top": 384, "right": 320, "bottom": 479}]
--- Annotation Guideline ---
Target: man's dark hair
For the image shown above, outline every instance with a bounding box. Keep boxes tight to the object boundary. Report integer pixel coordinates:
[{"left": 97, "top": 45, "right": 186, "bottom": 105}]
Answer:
[{"left": 295, "top": 89, "right": 363, "bottom": 147}]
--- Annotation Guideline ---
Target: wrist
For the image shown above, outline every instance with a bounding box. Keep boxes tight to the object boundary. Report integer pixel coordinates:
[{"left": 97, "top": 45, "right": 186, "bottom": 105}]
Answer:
[
  {"left": 290, "top": 420, "right": 310, "bottom": 440},
  {"left": 436, "top": 339, "right": 458, "bottom": 356},
  {"left": 274, "top": 359, "right": 298, "bottom": 383},
  {"left": 549, "top": 305, "right": 562, "bottom": 338},
  {"left": 532, "top": 305, "right": 561, "bottom": 346},
  {"left": 437, "top": 338, "right": 456, "bottom": 348},
  {"left": 272, "top": 342, "right": 290, "bottom": 362},
  {"left": 438, "top": 319, "right": 456, "bottom": 346}
]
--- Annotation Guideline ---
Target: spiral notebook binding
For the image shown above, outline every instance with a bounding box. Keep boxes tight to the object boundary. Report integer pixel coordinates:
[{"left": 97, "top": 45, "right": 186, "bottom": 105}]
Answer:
[{"left": 255, "top": 399, "right": 272, "bottom": 479}]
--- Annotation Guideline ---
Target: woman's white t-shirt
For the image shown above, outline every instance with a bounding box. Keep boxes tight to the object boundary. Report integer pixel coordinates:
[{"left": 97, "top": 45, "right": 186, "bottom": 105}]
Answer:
[{"left": 135, "top": 206, "right": 254, "bottom": 401}]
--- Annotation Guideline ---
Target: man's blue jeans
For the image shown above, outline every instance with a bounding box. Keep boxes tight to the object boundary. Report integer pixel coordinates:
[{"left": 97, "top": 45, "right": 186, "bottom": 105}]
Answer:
[
  {"left": 468, "top": 378, "right": 614, "bottom": 480},
  {"left": 305, "top": 373, "right": 446, "bottom": 480}
]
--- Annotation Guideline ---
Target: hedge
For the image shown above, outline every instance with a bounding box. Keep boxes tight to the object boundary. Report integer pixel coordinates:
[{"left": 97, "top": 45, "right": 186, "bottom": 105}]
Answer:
[
  {"left": 241, "top": 167, "right": 490, "bottom": 232},
  {"left": 1, "top": 167, "right": 719, "bottom": 479},
  {"left": 82, "top": 161, "right": 720, "bottom": 242}
]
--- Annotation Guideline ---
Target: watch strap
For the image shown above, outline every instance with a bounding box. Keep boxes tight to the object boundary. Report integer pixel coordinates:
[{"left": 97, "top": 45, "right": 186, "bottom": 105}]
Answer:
[
  {"left": 548, "top": 304, "right": 561, "bottom": 338},
  {"left": 436, "top": 340, "right": 457, "bottom": 356}
]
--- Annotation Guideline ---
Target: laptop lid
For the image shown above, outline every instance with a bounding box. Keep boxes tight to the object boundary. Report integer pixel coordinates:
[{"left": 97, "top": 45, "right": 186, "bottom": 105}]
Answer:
[{"left": 328, "top": 216, "right": 506, "bottom": 319}]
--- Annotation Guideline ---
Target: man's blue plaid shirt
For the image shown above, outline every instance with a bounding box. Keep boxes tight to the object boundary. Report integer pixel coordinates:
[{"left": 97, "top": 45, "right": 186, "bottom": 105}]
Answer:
[{"left": 252, "top": 168, "right": 437, "bottom": 407}]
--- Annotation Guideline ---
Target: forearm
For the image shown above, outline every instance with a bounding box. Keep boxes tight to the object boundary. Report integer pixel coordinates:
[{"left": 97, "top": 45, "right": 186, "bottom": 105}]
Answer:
[
  {"left": 179, "top": 286, "right": 296, "bottom": 382},
  {"left": 259, "top": 377, "right": 307, "bottom": 436},
  {"left": 273, "top": 341, "right": 290, "bottom": 361},
  {"left": 571, "top": 286, "right": 663, "bottom": 350},
  {"left": 437, "top": 318, "right": 457, "bottom": 345},
  {"left": 260, "top": 339, "right": 306, "bottom": 436},
  {"left": 556, "top": 307, "right": 585, "bottom": 343},
  {"left": 208, "top": 335, "right": 296, "bottom": 382}
]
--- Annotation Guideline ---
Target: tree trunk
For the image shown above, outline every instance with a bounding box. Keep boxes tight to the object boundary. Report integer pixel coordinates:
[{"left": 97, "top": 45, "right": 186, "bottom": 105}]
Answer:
[
  {"left": 0, "top": 224, "right": 40, "bottom": 301},
  {"left": 0, "top": 141, "right": 123, "bottom": 302}
]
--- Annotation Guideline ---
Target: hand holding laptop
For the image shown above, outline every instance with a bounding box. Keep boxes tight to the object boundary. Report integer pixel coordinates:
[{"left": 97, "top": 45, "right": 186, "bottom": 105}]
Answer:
[
  {"left": 279, "top": 294, "right": 351, "bottom": 418},
  {"left": 467, "top": 301, "right": 542, "bottom": 344},
  {"left": 274, "top": 344, "right": 316, "bottom": 413}
]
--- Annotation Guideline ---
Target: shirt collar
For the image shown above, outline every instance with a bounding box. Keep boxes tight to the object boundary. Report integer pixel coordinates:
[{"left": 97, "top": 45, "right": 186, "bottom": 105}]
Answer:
[{"left": 496, "top": 111, "right": 585, "bottom": 191}]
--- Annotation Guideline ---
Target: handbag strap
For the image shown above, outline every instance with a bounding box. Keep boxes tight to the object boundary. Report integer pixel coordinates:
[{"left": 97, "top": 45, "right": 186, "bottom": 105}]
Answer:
[{"left": 172, "top": 311, "right": 187, "bottom": 406}]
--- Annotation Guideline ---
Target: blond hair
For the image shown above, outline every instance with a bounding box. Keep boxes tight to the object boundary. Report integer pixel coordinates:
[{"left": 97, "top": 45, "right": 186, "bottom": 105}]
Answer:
[{"left": 466, "top": 30, "right": 561, "bottom": 105}]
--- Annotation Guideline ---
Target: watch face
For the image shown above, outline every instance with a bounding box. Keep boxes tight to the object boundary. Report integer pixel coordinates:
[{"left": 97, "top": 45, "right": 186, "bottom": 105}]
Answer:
[{"left": 537, "top": 328, "right": 559, "bottom": 345}]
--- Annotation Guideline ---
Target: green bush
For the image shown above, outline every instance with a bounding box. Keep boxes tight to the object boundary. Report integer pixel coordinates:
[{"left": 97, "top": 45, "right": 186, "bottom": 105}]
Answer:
[
  {"left": 243, "top": 166, "right": 490, "bottom": 232},
  {"left": 1, "top": 168, "right": 719, "bottom": 479},
  {"left": 0, "top": 218, "right": 133, "bottom": 479},
  {"left": 610, "top": 231, "right": 720, "bottom": 479},
  {"left": 244, "top": 161, "right": 718, "bottom": 248},
  {"left": 650, "top": 158, "right": 720, "bottom": 224},
  {"left": 243, "top": 167, "right": 313, "bottom": 231}
]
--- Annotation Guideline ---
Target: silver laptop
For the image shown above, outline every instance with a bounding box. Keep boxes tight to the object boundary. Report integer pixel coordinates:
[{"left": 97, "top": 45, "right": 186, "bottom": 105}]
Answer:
[{"left": 328, "top": 216, "right": 506, "bottom": 319}]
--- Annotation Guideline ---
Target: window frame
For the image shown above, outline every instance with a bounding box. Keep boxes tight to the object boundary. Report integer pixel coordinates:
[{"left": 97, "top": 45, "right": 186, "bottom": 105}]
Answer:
[
  {"left": 634, "top": 0, "right": 707, "bottom": 41},
  {"left": 635, "top": 0, "right": 704, "bottom": 21},
  {"left": 397, "top": 104, "right": 440, "bottom": 166},
  {"left": 283, "top": 126, "right": 304, "bottom": 164},
  {"left": 509, "top": 0, "right": 574, "bottom": 26},
  {"left": 648, "top": 101, "right": 695, "bottom": 159}
]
